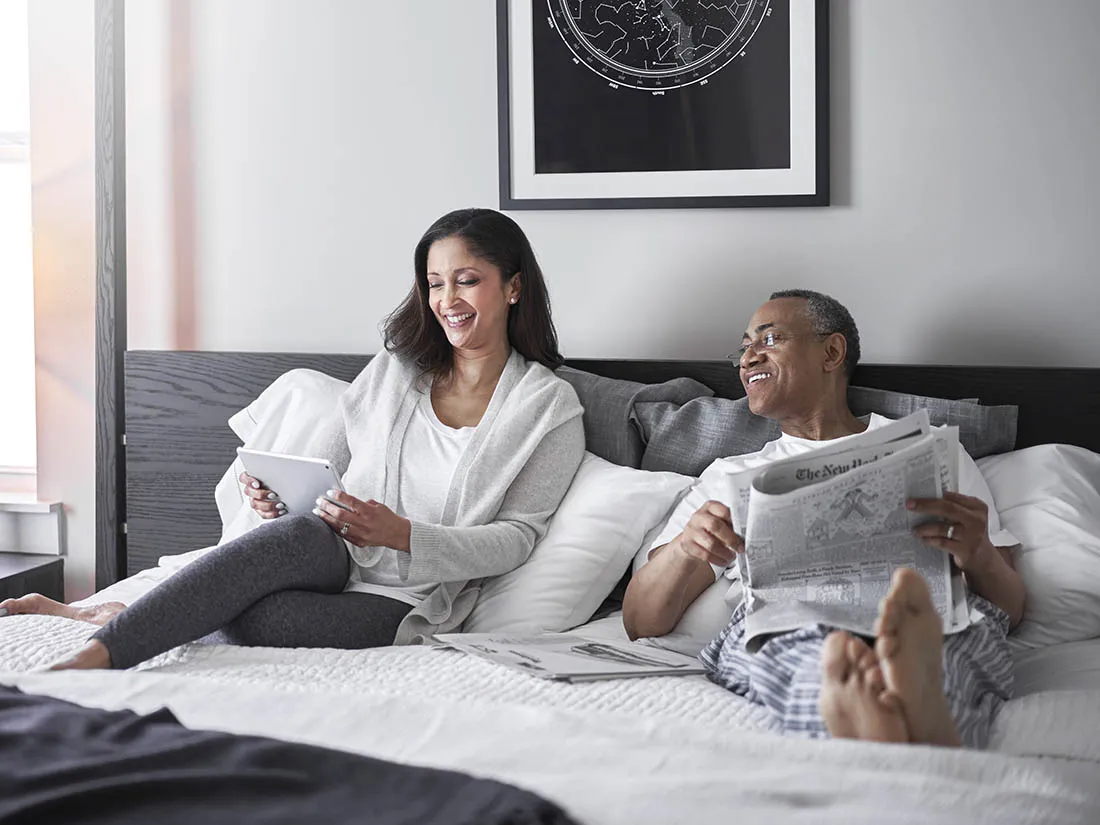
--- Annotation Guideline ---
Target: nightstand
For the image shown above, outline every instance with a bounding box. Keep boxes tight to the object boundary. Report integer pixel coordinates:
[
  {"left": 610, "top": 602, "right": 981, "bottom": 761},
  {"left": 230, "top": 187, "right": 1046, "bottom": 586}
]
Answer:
[{"left": 0, "top": 553, "right": 64, "bottom": 603}]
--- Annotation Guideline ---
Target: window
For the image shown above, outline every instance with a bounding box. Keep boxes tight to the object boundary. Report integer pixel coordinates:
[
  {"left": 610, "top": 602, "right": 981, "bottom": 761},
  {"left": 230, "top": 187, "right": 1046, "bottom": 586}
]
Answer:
[{"left": 0, "top": 0, "right": 36, "bottom": 477}]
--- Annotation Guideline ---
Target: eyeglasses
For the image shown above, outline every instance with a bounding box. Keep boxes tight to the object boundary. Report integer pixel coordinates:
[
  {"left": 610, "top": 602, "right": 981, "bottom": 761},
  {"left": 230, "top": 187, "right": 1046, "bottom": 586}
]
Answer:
[{"left": 728, "top": 330, "right": 829, "bottom": 362}]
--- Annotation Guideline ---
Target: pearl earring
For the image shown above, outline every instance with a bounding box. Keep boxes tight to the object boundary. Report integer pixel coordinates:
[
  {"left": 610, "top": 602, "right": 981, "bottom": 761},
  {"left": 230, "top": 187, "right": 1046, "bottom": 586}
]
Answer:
[{"left": 510, "top": 298, "right": 517, "bottom": 304}]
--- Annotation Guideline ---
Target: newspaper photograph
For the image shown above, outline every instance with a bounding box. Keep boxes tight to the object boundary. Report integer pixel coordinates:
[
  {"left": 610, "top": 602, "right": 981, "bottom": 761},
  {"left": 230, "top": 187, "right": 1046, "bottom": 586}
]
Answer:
[
  {"left": 432, "top": 633, "right": 706, "bottom": 682},
  {"left": 720, "top": 411, "right": 967, "bottom": 651}
]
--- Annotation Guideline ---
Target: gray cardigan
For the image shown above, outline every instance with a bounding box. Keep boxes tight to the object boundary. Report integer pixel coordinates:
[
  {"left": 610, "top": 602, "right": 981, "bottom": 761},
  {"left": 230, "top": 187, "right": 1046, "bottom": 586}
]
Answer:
[{"left": 314, "top": 349, "right": 585, "bottom": 644}]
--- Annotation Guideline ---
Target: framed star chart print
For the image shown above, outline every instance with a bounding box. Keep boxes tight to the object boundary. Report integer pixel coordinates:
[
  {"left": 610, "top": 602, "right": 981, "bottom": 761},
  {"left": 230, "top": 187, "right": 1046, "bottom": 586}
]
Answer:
[{"left": 497, "top": 0, "right": 829, "bottom": 210}]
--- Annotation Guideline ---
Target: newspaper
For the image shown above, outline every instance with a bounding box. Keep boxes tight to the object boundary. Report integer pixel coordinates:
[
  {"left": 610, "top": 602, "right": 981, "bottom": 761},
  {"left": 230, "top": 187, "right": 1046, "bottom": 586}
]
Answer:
[
  {"left": 432, "top": 633, "right": 706, "bottom": 682},
  {"left": 722, "top": 411, "right": 969, "bottom": 651}
]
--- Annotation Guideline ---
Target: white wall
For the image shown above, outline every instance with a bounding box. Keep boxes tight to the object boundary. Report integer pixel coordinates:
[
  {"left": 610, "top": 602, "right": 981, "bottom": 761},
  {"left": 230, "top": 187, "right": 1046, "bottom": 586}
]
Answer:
[
  {"left": 28, "top": 0, "right": 96, "bottom": 600},
  {"left": 126, "top": 0, "right": 1100, "bottom": 367},
  {"left": 125, "top": 0, "right": 175, "bottom": 351},
  {"left": 13, "top": 0, "right": 1089, "bottom": 599}
]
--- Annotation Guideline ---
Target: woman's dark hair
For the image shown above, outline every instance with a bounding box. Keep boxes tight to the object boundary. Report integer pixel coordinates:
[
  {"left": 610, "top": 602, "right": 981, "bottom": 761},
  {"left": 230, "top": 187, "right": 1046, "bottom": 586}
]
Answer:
[{"left": 383, "top": 208, "right": 563, "bottom": 378}]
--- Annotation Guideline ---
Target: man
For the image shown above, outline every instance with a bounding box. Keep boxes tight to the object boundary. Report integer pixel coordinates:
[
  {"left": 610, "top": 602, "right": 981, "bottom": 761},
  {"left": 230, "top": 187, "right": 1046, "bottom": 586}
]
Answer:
[{"left": 623, "top": 290, "right": 1025, "bottom": 748}]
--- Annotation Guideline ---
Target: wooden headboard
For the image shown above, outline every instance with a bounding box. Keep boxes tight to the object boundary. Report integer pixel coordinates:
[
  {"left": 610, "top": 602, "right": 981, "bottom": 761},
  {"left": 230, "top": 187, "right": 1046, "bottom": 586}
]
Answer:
[{"left": 115, "top": 351, "right": 1100, "bottom": 581}]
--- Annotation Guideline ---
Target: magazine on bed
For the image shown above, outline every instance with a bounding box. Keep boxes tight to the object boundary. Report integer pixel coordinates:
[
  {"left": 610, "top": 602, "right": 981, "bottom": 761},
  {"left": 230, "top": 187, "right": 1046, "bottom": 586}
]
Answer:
[
  {"left": 723, "top": 410, "right": 971, "bottom": 651},
  {"left": 432, "top": 633, "right": 706, "bottom": 682}
]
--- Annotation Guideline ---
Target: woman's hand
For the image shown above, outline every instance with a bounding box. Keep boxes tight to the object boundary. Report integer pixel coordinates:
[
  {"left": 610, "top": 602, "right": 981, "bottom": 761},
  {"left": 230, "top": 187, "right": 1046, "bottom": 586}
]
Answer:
[
  {"left": 239, "top": 472, "right": 286, "bottom": 520},
  {"left": 908, "top": 491, "right": 994, "bottom": 571},
  {"left": 313, "top": 491, "right": 412, "bottom": 551}
]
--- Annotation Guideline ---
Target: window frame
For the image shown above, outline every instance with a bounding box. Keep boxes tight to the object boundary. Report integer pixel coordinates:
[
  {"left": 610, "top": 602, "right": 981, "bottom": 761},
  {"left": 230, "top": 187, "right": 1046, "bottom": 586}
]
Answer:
[{"left": 0, "top": 127, "right": 36, "bottom": 481}]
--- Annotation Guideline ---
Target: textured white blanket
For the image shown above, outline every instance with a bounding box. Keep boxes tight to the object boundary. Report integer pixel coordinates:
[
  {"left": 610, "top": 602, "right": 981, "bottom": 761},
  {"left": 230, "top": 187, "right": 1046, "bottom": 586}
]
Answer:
[
  {"left": 0, "top": 614, "right": 771, "bottom": 727},
  {"left": 1, "top": 614, "right": 1099, "bottom": 825}
]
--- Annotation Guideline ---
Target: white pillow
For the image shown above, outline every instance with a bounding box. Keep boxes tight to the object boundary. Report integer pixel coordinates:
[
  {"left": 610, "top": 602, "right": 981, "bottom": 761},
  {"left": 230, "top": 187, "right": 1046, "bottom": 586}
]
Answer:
[
  {"left": 629, "top": 537, "right": 743, "bottom": 658},
  {"left": 214, "top": 368, "right": 350, "bottom": 544},
  {"left": 463, "top": 453, "right": 694, "bottom": 634},
  {"left": 978, "top": 444, "right": 1100, "bottom": 651}
]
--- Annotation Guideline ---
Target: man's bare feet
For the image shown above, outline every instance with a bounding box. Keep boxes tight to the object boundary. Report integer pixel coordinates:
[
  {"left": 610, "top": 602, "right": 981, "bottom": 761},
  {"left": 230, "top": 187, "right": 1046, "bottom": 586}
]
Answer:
[
  {"left": 820, "top": 630, "right": 909, "bottom": 743},
  {"left": 0, "top": 593, "right": 126, "bottom": 626},
  {"left": 48, "top": 639, "right": 112, "bottom": 671},
  {"left": 873, "top": 568, "right": 961, "bottom": 747}
]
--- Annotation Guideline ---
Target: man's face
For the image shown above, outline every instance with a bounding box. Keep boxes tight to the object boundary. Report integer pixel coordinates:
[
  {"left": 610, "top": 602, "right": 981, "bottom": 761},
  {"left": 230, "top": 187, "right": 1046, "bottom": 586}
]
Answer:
[{"left": 737, "top": 298, "right": 830, "bottom": 419}]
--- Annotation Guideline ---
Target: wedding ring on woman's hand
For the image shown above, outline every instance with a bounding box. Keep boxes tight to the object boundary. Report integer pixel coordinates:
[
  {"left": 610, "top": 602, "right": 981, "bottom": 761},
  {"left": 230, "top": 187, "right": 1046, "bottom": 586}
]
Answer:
[
  {"left": 946, "top": 523, "right": 956, "bottom": 541},
  {"left": 340, "top": 522, "right": 350, "bottom": 536}
]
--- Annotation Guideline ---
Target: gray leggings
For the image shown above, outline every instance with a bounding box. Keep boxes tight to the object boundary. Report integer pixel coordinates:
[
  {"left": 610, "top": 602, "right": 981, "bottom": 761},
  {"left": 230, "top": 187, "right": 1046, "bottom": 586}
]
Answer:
[{"left": 93, "top": 514, "right": 412, "bottom": 669}]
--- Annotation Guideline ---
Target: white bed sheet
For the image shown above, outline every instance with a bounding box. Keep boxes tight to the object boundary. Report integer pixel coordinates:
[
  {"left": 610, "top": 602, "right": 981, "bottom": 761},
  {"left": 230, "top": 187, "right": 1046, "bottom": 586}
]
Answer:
[{"left": 0, "top": 556, "right": 1094, "bottom": 824}]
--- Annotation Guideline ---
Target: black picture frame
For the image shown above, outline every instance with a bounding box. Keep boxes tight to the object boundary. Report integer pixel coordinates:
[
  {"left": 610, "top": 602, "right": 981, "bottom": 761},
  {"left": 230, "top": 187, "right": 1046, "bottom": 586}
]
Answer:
[{"left": 497, "top": 0, "right": 830, "bottom": 210}]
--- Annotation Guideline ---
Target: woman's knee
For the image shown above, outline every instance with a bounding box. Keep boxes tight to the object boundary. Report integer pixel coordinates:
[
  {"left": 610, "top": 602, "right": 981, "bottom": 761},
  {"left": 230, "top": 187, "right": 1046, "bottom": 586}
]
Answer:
[
  {"left": 275, "top": 512, "right": 332, "bottom": 546},
  {"left": 264, "top": 513, "right": 346, "bottom": 564}
]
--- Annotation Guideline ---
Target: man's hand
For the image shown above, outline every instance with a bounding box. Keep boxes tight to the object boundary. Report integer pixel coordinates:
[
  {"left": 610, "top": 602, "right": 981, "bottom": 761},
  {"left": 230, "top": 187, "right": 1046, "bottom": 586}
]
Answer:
[
  {"left": 909, "top": 491, "right": 1026, "bottom": 628},
  {"left": 672, "top": 501, "right": 744, "bottom": 568},
  {"left": 908, "top": 491, "right": 994, "bottom": 571}
]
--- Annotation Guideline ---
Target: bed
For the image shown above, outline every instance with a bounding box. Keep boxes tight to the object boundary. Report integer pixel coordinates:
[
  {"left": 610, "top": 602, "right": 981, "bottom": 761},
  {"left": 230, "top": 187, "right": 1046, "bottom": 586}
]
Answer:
[{"left": 2, "top": 353, "right": 1100, "bottom": 824}]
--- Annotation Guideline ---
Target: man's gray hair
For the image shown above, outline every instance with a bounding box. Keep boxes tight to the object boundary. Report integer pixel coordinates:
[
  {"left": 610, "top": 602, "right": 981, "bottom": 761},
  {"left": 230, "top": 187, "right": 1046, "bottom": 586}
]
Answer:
[{"left": 769, "top": 289, "right": 861, "bottom": 377}]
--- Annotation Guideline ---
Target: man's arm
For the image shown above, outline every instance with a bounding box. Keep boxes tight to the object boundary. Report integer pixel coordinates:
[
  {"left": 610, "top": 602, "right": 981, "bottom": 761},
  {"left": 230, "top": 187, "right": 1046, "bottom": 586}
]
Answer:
[
  {"left": 965, "top": 542, "right": 1025, "bottom": 629},
  {"left": 623, "top": 542, "right": 715, "bottom": 640},
  {"left": 623, "top": 501, "right": 742, "bottom": 640}
]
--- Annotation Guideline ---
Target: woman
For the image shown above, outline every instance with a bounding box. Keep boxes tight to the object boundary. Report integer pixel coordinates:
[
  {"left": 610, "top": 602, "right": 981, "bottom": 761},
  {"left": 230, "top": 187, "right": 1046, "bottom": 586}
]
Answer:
[{"left": 2, "top": 208, "right": 585, "bottom": 669}]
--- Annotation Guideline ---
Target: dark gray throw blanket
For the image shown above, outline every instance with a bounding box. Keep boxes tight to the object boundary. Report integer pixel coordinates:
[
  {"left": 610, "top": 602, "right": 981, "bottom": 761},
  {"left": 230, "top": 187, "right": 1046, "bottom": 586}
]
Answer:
[{"left": 0, "top": 687, "right": 577, "bottom": 825}]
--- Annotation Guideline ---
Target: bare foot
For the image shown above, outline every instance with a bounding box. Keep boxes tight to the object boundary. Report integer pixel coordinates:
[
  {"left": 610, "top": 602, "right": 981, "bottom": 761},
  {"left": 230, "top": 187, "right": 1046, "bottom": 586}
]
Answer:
[
  {"left": 873, "top": 568, "right": 961, "bottom": 747},
  {"left": 820, "top": 631, "right": 909, "bottom": 743},
  {"left": 48, "top": 639, "right": 112, "bottom": 671},
  {"left": 0, "top": 594, "right": 125, "bottom": 626}
]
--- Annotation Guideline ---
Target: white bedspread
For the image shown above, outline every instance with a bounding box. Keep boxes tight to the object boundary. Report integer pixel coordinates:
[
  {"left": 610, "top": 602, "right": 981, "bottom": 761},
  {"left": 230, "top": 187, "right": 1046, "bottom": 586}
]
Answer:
[
  {"left": 0, "top": 613, "right": 770, "bottom": 728},
  {"left": 1, "top": 614, "right": 1098, "bottom": 825}
]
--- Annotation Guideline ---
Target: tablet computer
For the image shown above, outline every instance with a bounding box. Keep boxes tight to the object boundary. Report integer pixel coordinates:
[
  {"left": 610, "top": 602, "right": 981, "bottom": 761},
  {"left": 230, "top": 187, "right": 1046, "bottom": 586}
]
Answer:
[{"left": 236, "top": 448, "right": 346, "bottom": 516}]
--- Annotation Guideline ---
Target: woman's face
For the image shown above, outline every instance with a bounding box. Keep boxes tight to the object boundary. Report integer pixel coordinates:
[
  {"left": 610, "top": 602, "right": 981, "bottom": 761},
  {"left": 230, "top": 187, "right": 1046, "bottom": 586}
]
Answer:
[{"left": 425, "top": 236, "right": 519, "bottom": 356}]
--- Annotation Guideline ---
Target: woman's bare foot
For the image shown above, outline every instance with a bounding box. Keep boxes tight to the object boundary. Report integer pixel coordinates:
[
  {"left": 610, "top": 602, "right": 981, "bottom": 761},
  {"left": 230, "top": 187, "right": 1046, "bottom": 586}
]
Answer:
[
  {"left": 48, "top": 639, "right": 112, "bottom": 671},
  {"left": 873, "top": 568, "right": 961, "bottom": 747},
  {"left": 0, "top": 594, "right": 125, "bottom": 626},
  {"left": 820, "top": 631, "right": 909, "bottom": 743}
]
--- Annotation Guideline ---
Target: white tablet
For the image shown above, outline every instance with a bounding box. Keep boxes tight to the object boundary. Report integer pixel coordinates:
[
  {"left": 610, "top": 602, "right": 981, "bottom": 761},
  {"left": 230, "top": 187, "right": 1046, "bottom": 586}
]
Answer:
[{"left": 236, "top": 448, "right": 346, "bottom": 516}]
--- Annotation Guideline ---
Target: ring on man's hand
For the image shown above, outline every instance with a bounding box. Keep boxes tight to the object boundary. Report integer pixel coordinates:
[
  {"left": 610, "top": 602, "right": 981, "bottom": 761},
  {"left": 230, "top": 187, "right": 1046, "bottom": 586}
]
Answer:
[
  {"left": 946, "top": 523, "right": 956, "bottom": 541},
  {"left": 340, "top": 522, "right": 349, "bottom": 536}
]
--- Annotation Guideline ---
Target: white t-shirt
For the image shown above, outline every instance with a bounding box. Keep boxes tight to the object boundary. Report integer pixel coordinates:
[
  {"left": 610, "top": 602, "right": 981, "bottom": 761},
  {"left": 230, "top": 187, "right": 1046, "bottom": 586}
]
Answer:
[
  {"left": 346, "top": 390, "right": 476, "bottom": 605},
  {"left": 647, "top": 414, "right": 1018, "bottom": 581}
]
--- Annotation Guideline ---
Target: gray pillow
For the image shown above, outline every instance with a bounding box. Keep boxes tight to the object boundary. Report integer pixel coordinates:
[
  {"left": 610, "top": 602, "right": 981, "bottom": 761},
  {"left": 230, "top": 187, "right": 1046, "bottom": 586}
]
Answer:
[
  {"left": 556, "top": 367, "right": 711, "bottom": 467},
  {"left": 636, "top": 389, "right": 1018, "bottom": 476},
  {"left": 848, "top": 387, "right": 1016, "bottom": 458},
  {"left": 635, "top": 396, "right": 777, "bottom": 476}
]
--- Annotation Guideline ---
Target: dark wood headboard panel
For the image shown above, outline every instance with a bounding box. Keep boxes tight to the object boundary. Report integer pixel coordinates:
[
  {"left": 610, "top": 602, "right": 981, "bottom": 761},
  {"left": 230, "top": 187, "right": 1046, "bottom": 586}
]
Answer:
[
  {"left": 121, "top": 351, "right": 1100, "bottom": 580},
  {"left": 125, "top": 352, "right": 372, "bottom": 574}
]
